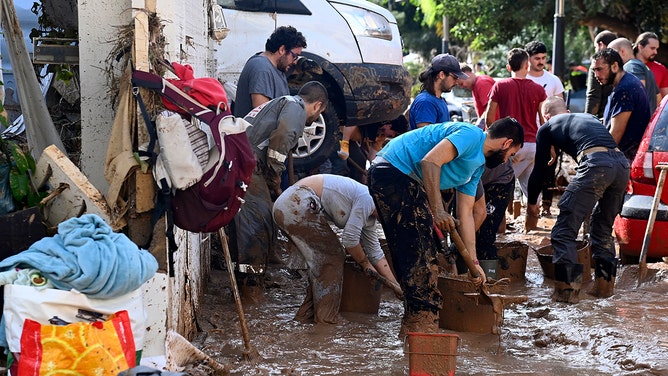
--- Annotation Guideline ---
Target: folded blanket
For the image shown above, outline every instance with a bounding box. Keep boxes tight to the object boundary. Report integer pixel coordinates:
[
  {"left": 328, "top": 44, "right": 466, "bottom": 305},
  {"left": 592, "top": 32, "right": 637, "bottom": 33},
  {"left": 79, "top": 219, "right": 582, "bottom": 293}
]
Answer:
[{"left": 0, "top": 214, "right": 158, "bottom": 298}]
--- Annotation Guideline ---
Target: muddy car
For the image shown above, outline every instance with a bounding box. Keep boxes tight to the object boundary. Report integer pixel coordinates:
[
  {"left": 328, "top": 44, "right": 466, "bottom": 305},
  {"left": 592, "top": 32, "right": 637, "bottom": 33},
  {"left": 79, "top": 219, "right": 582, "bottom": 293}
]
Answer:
[
  {"left": 614, "top": 95, "right": 668, "bottom": 263},
  {"left": 215, "top": 0, "right": 412, "bottom": 173}
]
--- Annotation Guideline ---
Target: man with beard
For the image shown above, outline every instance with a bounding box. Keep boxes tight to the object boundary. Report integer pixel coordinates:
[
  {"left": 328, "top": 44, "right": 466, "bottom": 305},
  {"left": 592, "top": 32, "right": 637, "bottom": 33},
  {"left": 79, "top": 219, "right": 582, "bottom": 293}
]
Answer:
[
  {"left": 527, "top": 96, "right": 629, "bottom": 303},
  {"left": 634, "top": 31, "right": 668, "bottom": 100},
  {"left": 230, "top": 81, "right": 328, "bottom": 302},
  {"left": 409, "top": 53, "right": 469, "bottom": 130},
  {"left": 592, "top": 48, "right": 650, "bottom": 162},
  {"left": 367, "top": 118, "right": 524, "bottom": 337},
  {"left": 233, "top": 26, "right": 307, "bottom": 117}
]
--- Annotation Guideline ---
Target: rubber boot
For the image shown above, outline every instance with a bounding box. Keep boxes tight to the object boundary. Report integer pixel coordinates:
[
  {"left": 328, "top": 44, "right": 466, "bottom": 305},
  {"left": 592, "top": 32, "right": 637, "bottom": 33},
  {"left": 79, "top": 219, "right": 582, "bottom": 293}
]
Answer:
[
  {"left": 479, "top": 259, "right": 498, "bottom": 280},
  {"left": 586, "top": 258, "right": 617, "bottom": 298},
  {"left": 398, "top": 311, "right": 439, "bottom": 339},
  {"left": 551, "top": 263, "right": 583, "bottom": 303}
]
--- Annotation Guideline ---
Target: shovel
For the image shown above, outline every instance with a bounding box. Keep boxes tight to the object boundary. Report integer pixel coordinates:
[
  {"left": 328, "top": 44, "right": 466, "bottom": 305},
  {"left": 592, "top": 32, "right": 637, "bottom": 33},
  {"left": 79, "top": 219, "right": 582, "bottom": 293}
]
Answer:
[
  {"left": 448, "top": 226, "right": 527, "bottom": 334},
  {"left": 218, "top": 228, "right": 262, "bottom": 362},
  {"left": 637, "top": 163, "right": 668, "bottom": 286}
]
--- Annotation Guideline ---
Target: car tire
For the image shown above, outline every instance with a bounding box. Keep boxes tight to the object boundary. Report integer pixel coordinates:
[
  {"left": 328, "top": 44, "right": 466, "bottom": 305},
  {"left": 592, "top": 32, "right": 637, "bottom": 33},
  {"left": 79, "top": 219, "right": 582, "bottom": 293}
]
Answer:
[{"left": 291, "top": 98, "right": 339, "bottom": 173}]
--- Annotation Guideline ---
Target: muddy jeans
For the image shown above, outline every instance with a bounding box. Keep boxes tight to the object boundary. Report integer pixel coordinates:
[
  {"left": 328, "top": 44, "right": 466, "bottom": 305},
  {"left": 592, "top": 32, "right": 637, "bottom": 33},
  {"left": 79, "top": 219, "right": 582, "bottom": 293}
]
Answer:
[
  {"left": 551, "top": 150, "right": 629, "bottom": 264},
  {"left": 230, "top": 171, "right": 275, "bottom": 277},
  {"left": 367, "top": 163, "right": 442, "bottom": 316},
  {"left": 272, "top": 185, "right": 346, "bottom": 324},
  {"left": 476, "top": 178, "right": 515, "bottom": 260}
]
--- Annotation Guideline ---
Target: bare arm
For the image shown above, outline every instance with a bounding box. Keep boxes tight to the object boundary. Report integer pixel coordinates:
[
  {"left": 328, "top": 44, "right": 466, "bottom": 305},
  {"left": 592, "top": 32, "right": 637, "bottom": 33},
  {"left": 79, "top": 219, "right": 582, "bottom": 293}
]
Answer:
[
  {"left": 456, "top": 191, "right": 485, "bottom": 280},
  {"left": 486, "top": 101, "right": 499, "bottom": 127},
  {"left": 609, "top": 111, "right": 632, "bottom": 144},
  {"left": 415, "top": 122, "right": 430, "bottom": 128},
  {"left": 421, "top": 139, "right": 458, "bottom": 233},
  {"left": 251, "top": 93, "right": 271, "bottom": 109}
]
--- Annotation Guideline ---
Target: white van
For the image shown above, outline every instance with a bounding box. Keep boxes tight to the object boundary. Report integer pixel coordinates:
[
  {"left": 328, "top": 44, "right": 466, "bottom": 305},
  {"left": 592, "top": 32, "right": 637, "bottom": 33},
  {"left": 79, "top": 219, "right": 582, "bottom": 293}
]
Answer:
[{"left": 214, "top": 0, "right": 412, "bottom": 171}]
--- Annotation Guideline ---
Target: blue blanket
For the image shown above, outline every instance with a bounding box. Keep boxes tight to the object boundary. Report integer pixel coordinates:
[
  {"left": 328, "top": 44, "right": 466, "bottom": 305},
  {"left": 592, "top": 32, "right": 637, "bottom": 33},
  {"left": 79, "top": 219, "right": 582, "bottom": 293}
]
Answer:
[{"left": 0, "top": 214, "right": 158, "bottom": 298}]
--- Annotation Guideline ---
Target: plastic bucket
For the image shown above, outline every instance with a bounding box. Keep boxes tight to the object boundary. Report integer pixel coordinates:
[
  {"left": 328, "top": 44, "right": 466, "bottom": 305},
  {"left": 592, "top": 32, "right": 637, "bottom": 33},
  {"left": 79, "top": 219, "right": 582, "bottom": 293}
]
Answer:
[
  {"left": 340, "top": 259, "right": 382, "bottom": 314},
  {"left": 534, "top": 239, "right": 591, "bottom": 282},
  {"left": 406, "top": 332, "right": 459, "bottom": 376}
]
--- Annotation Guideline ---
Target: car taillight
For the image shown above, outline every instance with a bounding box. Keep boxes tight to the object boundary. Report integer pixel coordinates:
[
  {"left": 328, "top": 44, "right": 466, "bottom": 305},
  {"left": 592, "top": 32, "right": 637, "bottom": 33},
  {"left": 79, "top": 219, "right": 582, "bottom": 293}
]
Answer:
[{"left": 630, "top": 151, "right": 656, "bottom": 185}]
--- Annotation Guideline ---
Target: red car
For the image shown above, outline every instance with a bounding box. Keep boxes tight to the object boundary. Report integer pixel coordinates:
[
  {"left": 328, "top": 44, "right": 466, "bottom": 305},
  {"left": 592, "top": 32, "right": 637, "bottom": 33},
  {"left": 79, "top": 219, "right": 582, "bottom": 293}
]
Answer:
[{"left": 614, "top": 95, "right": 668, "bottom": 263}]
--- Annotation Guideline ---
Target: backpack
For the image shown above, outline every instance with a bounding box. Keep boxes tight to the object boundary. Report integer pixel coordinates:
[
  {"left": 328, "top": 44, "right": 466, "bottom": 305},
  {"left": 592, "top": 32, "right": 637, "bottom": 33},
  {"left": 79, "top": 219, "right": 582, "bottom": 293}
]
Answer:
[{"left": 131, "top": 69, "right": 256, "bottom": 234}]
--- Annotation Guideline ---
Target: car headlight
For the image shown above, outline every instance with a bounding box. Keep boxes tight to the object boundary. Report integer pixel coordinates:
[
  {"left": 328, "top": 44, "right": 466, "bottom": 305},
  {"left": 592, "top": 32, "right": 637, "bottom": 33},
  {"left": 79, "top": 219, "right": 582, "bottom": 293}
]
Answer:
[{"left": 331, "top": 3, "right": 393, "bottom": 41}]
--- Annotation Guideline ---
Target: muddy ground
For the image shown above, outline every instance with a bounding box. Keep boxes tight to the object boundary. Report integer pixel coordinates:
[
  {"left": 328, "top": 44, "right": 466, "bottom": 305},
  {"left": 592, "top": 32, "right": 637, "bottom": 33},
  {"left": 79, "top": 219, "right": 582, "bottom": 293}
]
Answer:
[{"left": 191, "top": 213, "right": 668, "bottom": 376}]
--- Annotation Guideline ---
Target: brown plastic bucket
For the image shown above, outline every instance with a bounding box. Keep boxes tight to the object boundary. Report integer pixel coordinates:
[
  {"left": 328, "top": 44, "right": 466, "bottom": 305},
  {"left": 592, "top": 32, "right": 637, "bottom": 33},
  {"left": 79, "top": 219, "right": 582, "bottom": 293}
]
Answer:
[
  {"left": 406, "top": 332, "right": 459, "bottom": 376},
  {"left": 496, "top": 241, "right": 530, "bottom": 281},
  {"left": 534, "top": 239, "right": 591, "bottom": 282},
  {"left": 340, "top": 259, "right": 382, "bottom": 314}
]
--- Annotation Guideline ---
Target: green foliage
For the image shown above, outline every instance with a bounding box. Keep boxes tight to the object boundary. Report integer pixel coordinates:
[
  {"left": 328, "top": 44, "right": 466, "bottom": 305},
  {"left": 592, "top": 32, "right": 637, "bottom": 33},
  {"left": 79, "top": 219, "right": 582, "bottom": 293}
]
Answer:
[{"left": 0, "top": 139, "right": 43, "bottom": 210}]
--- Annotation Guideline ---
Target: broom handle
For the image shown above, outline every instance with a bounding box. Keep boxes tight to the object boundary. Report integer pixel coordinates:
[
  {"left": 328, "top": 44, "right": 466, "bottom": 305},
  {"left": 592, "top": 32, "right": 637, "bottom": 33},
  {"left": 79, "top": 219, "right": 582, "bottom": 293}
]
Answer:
[{"left": 219, "top": 228, "right": 253, "bottom": 350}]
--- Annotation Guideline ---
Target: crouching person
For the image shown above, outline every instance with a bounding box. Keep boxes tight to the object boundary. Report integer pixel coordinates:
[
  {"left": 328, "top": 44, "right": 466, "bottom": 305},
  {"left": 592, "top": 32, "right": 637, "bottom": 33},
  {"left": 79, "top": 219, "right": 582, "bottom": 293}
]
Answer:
[
  {"left": 526, "top": 96, "right": 629, "bottom": 303},
  {"left": 272, "top": 174, "right": 402, "bottom": 324}
]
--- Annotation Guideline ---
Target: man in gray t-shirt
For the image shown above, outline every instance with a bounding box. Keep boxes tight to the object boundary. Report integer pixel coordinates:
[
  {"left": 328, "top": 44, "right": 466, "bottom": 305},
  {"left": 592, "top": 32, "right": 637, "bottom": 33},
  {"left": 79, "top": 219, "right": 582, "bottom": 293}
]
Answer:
[{"left": 233, "top": 26, "right": 307, "bottom": 117}]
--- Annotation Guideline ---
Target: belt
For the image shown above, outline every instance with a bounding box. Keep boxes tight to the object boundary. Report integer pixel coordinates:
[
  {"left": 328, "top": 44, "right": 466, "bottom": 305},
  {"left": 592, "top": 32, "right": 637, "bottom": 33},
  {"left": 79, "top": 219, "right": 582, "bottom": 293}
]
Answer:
[{"left": 577, "top": 146, "right": 620, "bottom": 163}]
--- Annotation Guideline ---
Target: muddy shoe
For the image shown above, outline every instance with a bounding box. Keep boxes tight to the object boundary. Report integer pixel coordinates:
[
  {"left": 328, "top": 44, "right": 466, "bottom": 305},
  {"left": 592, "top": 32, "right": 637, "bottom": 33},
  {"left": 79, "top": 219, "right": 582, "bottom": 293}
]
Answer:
[
  {"left": 237, "top": 272, "right": 266, "bottom": 304},
  {"left": 552, "top": 263, "right": 583, "bottom": 304},
  {"left": 541, "top": 200, "right": 553, "bottom": 217},
  {"left": 587, "top": 258, "right": 617, "bottom": 298}
]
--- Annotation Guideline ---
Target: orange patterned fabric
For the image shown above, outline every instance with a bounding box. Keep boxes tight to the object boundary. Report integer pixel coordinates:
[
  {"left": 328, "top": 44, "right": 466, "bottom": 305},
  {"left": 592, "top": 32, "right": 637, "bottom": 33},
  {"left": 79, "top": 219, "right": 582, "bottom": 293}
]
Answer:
[{"left": 18, "top": 310, "right": 136, "bottom": 376}]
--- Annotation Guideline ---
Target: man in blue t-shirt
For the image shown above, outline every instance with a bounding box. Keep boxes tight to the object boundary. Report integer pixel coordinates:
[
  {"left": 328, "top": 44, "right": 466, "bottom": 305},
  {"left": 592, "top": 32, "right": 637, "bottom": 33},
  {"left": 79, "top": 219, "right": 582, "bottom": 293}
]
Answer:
[
  {"left": 367, "top": 118, "right": 524, "bottom": 338},
  {"left": 592, "top": 48, "right": 651, "bottom": 162},
  {"left": 409, "top": 54, "right": 469, "bottom": 130}
]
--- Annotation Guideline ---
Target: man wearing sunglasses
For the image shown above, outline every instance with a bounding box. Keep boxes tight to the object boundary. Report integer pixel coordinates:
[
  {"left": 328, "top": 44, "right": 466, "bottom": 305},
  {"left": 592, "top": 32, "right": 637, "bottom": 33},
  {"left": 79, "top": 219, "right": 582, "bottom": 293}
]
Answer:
[{"left": 234, "top": 26, "right": 307, "bottom": 118}]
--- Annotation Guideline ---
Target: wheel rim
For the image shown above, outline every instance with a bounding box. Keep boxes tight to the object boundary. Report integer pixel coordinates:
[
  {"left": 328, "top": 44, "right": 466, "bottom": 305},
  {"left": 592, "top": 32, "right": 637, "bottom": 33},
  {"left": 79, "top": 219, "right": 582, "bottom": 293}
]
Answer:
[{"left": 293, "top": 114, "right": 326, "bottom": 159}]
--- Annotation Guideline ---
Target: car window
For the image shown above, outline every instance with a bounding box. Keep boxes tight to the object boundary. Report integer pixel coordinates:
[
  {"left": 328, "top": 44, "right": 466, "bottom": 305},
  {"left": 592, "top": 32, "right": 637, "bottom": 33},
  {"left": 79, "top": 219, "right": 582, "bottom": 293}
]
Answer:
[
  {"left": 452, "top": 86, "right": 472, "bottom": 98},
  {"left": 648, "top": 105, "right": 668, "bottom": 151},
  {"left": 218, "top": 0, "right": 311, "bottom": 15}
]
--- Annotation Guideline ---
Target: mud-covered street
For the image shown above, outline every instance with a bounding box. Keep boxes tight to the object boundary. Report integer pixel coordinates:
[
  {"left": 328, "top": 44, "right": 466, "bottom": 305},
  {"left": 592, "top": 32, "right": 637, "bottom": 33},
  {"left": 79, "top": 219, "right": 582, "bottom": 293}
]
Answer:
[{"left": 193, "top": 215, "right": 668, "bottom": 376}]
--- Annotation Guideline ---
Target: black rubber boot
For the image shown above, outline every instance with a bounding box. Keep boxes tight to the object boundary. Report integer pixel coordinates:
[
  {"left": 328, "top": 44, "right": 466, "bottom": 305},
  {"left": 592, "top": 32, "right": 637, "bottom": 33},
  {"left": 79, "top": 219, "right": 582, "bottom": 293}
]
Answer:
[
  {"left": 552, "top": 263, "right": 583, "bottom": 303},
  {"left": 586, "top": 258, "right": 617, "bottom": 298}
]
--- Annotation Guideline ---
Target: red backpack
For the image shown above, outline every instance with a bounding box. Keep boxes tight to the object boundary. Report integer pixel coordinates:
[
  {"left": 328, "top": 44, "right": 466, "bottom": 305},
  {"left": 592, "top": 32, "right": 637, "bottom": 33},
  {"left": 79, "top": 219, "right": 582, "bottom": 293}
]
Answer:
[{"left": 132, "top": 70, "right": 256, "bottom": 233}]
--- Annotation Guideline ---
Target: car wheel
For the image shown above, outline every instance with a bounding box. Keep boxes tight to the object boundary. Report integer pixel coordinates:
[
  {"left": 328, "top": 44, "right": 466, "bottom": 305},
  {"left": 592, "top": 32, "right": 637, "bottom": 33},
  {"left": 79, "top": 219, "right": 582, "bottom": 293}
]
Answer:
[{"left": 292, "top": 99, "right": 339, "bottom": 173}]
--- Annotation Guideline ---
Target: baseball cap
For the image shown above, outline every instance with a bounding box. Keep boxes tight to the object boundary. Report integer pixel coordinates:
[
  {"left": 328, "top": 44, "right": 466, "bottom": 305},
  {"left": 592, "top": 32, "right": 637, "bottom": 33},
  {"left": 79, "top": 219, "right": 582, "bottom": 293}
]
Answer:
[{"left": 427, "top": 54, "right": 469, "bottom": 79}]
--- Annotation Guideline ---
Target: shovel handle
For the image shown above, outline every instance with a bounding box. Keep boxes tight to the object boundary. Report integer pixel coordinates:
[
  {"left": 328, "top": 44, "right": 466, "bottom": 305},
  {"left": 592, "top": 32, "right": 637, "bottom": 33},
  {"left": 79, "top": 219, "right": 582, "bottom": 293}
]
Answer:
[{"left": 449, "top": 228, "right": 480, "bottom": 279}]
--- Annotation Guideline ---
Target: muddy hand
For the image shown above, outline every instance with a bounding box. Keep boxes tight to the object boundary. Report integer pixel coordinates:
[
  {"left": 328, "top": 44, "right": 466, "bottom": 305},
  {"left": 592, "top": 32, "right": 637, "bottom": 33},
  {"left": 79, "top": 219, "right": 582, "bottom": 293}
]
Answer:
[
  {"left": 468, "top": 264, "right": 486, "bottom": 287},
  {"left": 525, "top": 204, "right": 540, "bottom": 232},
  {"left": 433, "top": 210, "right": 457, "bottom": 234},
  {"left": 364, "top": 268, "right": 403, "bottom": 300}
]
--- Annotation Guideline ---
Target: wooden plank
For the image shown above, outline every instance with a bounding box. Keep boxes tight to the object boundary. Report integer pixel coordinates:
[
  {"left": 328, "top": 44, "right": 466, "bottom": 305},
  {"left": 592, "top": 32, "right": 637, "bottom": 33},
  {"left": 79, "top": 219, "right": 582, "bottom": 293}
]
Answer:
[{"left": 32, "top": 145, "right": 114, "bottom": 230}]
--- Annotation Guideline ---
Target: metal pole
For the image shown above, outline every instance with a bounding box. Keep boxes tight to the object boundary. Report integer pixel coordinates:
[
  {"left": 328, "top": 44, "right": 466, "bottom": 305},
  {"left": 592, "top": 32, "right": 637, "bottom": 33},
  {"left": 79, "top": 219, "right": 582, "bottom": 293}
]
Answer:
[
  {"left": 552, "top": 0, "right": 565, "bottom": 79},
  {"left": 442, "top": 15, "right": 450, "bottom": 55}
]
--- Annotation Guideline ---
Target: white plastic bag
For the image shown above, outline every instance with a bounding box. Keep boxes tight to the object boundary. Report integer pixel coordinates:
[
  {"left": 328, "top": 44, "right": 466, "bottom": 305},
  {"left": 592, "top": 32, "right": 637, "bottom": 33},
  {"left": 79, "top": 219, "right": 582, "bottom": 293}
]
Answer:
[{"left": 3, "top": 284, "right": 146, "bottom": 353}]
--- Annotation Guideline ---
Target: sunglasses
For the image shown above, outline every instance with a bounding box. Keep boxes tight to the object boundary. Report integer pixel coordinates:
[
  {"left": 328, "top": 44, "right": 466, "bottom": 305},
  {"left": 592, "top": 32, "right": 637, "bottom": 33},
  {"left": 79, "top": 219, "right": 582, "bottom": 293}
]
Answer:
[{"left": 288, "top": 49, "right": 300, "bottom": 62}]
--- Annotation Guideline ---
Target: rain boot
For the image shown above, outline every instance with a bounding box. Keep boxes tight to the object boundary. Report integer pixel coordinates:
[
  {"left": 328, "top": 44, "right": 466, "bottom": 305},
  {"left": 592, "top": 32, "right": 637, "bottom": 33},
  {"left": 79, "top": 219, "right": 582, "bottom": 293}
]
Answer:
[
  {"left": 479, "top": 259, "right": 498, "bottom": 280},
  {"left": 586, "top": 258, "right": 617, "bottom": 298},
  {"left": 551, "top": 263, "right": 583, "bottom": 303}
]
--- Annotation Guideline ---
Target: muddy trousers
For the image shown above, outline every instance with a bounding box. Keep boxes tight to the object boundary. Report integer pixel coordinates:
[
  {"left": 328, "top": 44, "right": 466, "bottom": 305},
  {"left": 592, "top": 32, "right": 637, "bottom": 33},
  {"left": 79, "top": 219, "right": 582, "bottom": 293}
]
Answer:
[
  {"left": 476, "top": 178, "right": 515, "bottom": 260},
  {"left": 551, "top": 151, "right": 629, "bottom": 265},
  {"left": 367, "top": 163, "right": 442, "bottom": 316},
  {"left": 230, "top": 172, "right": 276, "bottom": 283},
  {"left": 272, "top": 185, "right": 346, "bottom": 324}
]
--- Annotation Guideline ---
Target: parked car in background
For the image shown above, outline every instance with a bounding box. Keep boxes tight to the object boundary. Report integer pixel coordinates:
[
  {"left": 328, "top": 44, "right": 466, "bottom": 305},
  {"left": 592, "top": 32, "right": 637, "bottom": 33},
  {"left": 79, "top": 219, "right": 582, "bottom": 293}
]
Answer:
[
  {"left": 215, "top": 0, "right": 412, "bottom": 173},
  {"left": 613, "top": 95, "right": 668, "bottom": 263},
  {"left": 443, "top": 86, "right": 477, "bottom": 124}
]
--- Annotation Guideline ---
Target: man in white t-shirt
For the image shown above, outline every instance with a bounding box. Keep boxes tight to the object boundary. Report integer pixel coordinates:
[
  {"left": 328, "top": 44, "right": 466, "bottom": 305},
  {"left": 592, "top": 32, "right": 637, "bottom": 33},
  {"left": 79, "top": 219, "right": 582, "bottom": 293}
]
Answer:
[
  {"left": 525, "top": 40, "right": 565, "bottom": 97},
  {"left": 525, "top": 40, "right": 565, "bottom": 218}
]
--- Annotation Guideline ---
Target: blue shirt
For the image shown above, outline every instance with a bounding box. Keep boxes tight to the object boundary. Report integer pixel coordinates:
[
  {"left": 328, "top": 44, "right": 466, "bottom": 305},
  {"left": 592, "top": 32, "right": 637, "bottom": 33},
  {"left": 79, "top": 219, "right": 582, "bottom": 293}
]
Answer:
[
  {"left": 409, "top": 91, "right": 450, "bottom": 130},
  {"left": 378, "top": 122, "right": 486, "bottom": 196},
  {"left": 603, "top": 72, "right": 650, "bottom": 160}
]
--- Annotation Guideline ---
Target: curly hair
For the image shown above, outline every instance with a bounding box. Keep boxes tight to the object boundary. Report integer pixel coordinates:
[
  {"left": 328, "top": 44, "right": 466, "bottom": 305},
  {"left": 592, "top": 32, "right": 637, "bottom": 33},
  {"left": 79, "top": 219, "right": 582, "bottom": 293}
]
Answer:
[{"left": 265, "top": 26, "right": 307, "bottom": 53}]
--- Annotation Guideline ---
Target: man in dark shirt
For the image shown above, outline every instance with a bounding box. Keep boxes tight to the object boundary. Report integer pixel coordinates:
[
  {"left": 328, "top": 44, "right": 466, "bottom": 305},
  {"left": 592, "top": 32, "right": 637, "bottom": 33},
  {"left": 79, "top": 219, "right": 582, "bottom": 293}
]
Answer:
[
  {"left": 527, "top": 97, "right": 629, "bottom": 303},
  {"left": 592, "top": 48, "right": 651, "bottom": 162}
]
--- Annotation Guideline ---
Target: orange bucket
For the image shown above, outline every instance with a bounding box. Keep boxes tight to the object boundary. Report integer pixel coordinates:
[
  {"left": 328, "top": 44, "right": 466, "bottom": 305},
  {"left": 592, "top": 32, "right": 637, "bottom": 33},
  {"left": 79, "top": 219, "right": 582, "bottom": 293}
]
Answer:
[{"left": 406, "top": 332, "right": 459, "bottom": 376}]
